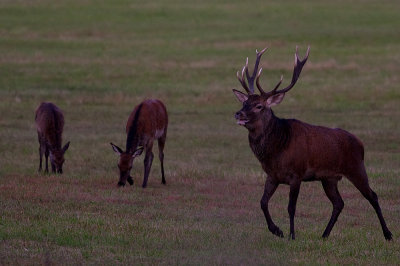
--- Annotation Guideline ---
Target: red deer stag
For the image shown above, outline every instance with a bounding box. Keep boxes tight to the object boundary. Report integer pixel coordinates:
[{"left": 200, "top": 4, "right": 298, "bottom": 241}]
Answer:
[
  {"left": 110, "top": 99, "right": 168, "bottom": 188},
  {"left": 233, "top": 46, "right": 392, "bottom": 240},
  {"left": 35, "top": 102, "right": 70, "bottom": 174}
]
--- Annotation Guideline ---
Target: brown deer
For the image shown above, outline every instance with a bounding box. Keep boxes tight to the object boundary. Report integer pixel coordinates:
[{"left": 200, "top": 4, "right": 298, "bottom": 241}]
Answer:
[
  {"left": 233, "top": 46, "right": 392, "bottom": 240},
  {"left": 110, "top": 99, "right": 168, "bottom": 188},
  {"left": 35, "top": 102, "right": 70, "bottom": 174}
]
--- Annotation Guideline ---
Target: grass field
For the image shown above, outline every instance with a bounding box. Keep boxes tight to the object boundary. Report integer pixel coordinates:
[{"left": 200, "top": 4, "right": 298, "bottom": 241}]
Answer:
[{"left": 1, "top": 0, "right": 399, "bottom": 264}]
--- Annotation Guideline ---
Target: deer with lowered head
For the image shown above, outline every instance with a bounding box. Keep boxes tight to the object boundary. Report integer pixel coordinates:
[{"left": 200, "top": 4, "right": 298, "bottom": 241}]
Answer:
[
  {"left": 110, "top": 99, "right": 168, "bottom": 188},
  {"left": 35, "top": 102, "right": 70, "bottom": 174},
  {"left": 233, "top": 46, "right": 392, "bottom": 240}
]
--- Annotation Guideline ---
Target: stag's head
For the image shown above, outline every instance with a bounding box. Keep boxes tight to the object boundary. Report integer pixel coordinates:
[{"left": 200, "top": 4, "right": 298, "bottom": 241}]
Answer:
[
  {"left": 49, "top": 141, "right": 70, "bottom": 174},
  {"left": 233, "top": 46, "right": 310, "bottom": 129},
  {"left": 110, "top": 143, "right": 143, "bottom": 187}
]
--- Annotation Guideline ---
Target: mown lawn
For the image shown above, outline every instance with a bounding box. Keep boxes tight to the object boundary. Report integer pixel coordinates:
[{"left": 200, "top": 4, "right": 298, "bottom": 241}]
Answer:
[{"left": 0, "top": 0, "right": 399, "bottom": 264}]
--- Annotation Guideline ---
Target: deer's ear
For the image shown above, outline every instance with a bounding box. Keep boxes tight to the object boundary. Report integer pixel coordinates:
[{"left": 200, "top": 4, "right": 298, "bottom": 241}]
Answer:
[
  {"left": 62, "top": 141, "right": 70, "bottom": 153},
  {"left": 110, "top": 143, "right": 123, "bottom": 155},
  {"left": 266, "top": 93, "right": 285, "bottom": 107},
  {"left": 132, "top": 146, "right": 144, "bottom": 158},
  {"left": 232, "top": 89, "right": 248, "bottom": 103}
]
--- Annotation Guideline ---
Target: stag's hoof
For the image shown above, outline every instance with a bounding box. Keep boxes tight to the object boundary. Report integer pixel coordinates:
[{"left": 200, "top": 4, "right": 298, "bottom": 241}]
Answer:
[
  {"left": 289, "top": 232, "right": 295, "bottom": 240},
  {"left": 117, "top": 182, "right": 125, "bottom": 187},
  {"left": 384, "top": 230, "right": 393, "bottom": 241},
  {"left": 127, "top": 177, "right": 134, "bottom": 186},
  {"left": 269, "top": 226, "right": 284, "bottom": 238}
]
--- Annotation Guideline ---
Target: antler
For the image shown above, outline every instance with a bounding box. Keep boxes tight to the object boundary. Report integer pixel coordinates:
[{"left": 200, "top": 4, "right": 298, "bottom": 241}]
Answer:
[
  {"left": 266, "top": 45, "right": 310, "bottom": 97},
  {"left": 237, "top": 47, "right": 268, "bottom": 94},
  {"left": 236, "top": 62, "right": 250, "bottom": 94}
]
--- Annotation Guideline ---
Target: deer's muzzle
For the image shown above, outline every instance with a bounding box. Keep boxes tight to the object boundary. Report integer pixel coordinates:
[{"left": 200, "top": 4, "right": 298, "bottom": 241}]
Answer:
[{"left": 235, "top": 111, "right": 249, "bottom": 126}]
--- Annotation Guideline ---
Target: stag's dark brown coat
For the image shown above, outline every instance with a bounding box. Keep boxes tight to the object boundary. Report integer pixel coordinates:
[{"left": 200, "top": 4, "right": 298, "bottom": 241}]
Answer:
[
  {"left": 233, "top": 46, "right": 392, "bottom": 240},
  {"left": 111, "top": 99, "right": 168, "bottom": 188},
  {"left": 35, "top": 102, "right": 70, "bottom": 174}
]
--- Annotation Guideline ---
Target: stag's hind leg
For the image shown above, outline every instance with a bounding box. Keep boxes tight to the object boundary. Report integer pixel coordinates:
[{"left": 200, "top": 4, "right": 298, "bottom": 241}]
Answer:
[
  {"left": 321, "top": 179, "right": 344, "bottom": 238},
  {"left": 261, "top": 178, "right": 283, "bottom": 238},
  {"left": 158, "top": 135, "right": 166, "bottom": 185},
  {"left": 347, "top": 165, "right": 392, "bottom": 240}
]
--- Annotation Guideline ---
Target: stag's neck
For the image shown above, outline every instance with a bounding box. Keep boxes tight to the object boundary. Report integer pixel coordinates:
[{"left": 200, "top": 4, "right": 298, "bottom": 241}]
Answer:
[{"left": 247, "top": 111, "right": 291, "bottom": 163}]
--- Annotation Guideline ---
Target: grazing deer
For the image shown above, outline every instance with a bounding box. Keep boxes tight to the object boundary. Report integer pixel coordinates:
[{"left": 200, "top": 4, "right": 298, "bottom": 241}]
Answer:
[
  {"left": 233, "top": 46, "right": 392, "bottom": 240},
  {"left": 35, "top": 102, "right": 70, "bottom": 174},
  {"left": 110, "top": 99, "right": 168, "bottom": 188}
]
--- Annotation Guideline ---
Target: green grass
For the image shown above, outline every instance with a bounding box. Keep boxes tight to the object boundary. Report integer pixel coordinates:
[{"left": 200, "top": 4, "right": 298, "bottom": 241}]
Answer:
[{"left": 1, "top": 0, "right": 399, "bottom": 264}]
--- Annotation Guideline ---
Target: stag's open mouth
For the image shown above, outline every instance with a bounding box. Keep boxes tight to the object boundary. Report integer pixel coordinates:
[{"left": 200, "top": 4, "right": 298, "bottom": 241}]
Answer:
[{"left": 237, "top": 119, "right": 249, "bottom": 126}]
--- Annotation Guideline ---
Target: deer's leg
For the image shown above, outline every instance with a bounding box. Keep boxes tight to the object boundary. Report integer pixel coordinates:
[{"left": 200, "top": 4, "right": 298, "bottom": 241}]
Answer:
[
  {"left": 50, "top": 154, "right": 56, "bottom": 173},
  {"left": 38, "top": 146, "right": 43, "bottom": 172},
  {"left": 347, "top": 165, "right": 392, "bottom": 240},
  {"left": 38, "top": 134, "right": 43, "bottom": 172},
  {"left": 321, "top": 179, "right": 344, "bottom": 238},
  {"left": 44, "top": 146, "right": 49, "bottom": 173},
  {"left": 260, "top": 178, "right": 283, "bottom": 238},
  {"left": 142, "top": 141, "right": 154, "bottom": 188},
  {"left": 127, "top": 176, "right": 134, "bottom": 186},
  {"left": 158, "top": 135, "right": 166, "bottom": 185},
  {"left": 39, "top": 145, "right": 44, "bottom": 173},
  {"left": 288, "top": 180, "right": 301, "bottom": 240}
]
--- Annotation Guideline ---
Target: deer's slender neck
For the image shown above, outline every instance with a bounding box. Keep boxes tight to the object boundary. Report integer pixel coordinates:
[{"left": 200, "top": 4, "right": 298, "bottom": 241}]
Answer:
[
  {"left": 126, "top": 104, "right": 143, "bottom": 153},
  {"left": 248, "top": 110, "right": 291, "bottom": 162},
  {"left": 49, "top": 109, "right": 62, "bottom": 151}
]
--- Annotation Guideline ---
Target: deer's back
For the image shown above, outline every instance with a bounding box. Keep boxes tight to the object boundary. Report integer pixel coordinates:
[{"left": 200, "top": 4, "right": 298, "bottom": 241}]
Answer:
[
  {"left": 126, "top": 99, "right": 168, "bottom": 140},
  {"left": 35, "top": 102, "right": 64, "bottom": 148},
  {"left": 270, "top": 119, "right": 364, "bottom": 181}
]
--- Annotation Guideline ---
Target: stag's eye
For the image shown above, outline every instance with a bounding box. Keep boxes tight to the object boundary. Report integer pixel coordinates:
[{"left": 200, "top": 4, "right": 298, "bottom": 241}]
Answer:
[{"left": 255, "top": 104, "right": 263, "bottom": 110}]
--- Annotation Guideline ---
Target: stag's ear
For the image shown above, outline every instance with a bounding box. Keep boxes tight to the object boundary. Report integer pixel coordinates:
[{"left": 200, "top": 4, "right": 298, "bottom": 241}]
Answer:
[
  {"left": 266, "top": 93, "right": 285, "bottom": 107},
  {"left": 232, "top": 89, "right": 248, "bottom": 103},
  {"left": 132, "top": 146, "right": 144, "bottom": 158},
  {"left": 110, "top": 143, "right": 123, "bottom": 155},
  {"left": 62, "top": 141, "right": 70, "bottom": 153}
]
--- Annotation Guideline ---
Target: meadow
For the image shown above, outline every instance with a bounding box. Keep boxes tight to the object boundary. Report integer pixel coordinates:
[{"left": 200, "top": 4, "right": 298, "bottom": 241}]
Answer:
[{"left": 0, "top": 0, "right": 399, "bottom": 264}]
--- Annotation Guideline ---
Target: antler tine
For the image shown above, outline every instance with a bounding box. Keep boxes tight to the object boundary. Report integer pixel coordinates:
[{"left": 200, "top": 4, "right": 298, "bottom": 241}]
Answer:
[
  {"left": 255, "top": 68, "right": 266, "bottom": 95},
  {"left": 236, "top": 63, "right": 251, "bottom": 94},
  {"left": 248, "top": 47, "right": 268, "bottom": 79},
  {"left": 243, "top": 57, "right": 249, "bottom": 82},
  {"left": 272, "top": 75, "right": 284, "bottom": 93},
  {"left": 275, "top": 45, "right": 310, "bottom": 94},
  {"left": 245, "top": 47, "right": 268, "bottom": 93}
]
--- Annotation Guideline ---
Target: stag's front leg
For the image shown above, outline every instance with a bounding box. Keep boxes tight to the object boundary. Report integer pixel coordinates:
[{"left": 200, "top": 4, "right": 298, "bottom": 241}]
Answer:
[
  {"left": 261, "top": 177, "right": 283, "bottom": 238},
  {"left": 288, "top": 180, "right": 301, "bottom": 240}
]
